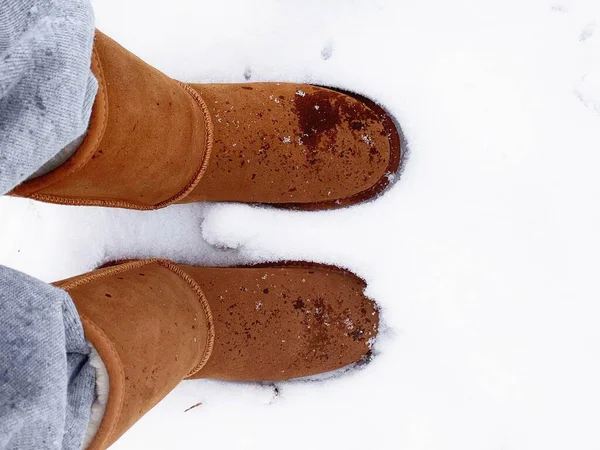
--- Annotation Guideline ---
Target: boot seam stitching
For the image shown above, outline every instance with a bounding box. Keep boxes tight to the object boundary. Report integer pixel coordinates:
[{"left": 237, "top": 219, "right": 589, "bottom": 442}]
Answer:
[
  {"left": 156, "top": 260, "right": 215, "bottom": 377},
  {"left": 55, "top": 259, "right": 161, "bottom": 290},
  {"left": 158, "top": 82, "right": 215, "bottom": 208}
]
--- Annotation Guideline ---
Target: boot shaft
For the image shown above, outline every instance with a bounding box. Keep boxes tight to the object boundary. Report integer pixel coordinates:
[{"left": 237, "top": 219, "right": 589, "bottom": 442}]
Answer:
[
  {"left": 56, "top": 259, "right": 214, "bottom": 449},
  {"left": 12, "top": 31, "right": 213, "bottom": 209}
]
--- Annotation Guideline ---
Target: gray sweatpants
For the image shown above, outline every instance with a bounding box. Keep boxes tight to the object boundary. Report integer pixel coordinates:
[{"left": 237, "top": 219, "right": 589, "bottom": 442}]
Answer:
[{"left": 0, "top": 0, "right": 99, "bottom": 448}]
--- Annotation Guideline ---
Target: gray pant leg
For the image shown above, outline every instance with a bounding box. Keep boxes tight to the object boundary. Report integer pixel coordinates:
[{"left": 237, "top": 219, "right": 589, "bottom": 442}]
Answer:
[
  {"left": 0, "top": 0, "right": 98, "bottom": 194},
  {"left": 0, "top": 1, "right": 99, "bottom": 447},
  {"left": 0, "top": 1, "right": 104, "bottom": 447},
  {"left": 0, "top": 265, "right": 95, "bottom": 450}
]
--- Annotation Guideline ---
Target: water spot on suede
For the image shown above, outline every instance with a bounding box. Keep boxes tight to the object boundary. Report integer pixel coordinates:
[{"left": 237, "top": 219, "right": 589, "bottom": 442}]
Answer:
[
  {"left": 293, "top": 297, "right": 305, "bottom": 309},
  {"left": 292, "top": 90, "right": 341, "bottom": 160}
]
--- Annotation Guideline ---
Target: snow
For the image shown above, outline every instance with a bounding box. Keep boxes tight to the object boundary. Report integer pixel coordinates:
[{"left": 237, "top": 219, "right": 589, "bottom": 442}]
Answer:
[{"left": 1, "top": 0, "right": 600, "bottom": 448}]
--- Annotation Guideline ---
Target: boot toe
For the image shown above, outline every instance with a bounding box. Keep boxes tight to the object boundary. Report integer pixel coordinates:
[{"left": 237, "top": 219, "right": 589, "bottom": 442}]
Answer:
[
  {"left": 186, "top": 83, "right": 401, "bottom": 209},
  {"left": 185, "top": 263, "right": 379, "bottom": 381}
]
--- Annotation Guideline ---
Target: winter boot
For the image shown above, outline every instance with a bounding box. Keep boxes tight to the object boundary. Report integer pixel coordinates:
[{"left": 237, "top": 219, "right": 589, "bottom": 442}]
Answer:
[
  {"left": 56, "top": 259, "right": 378, "bottom": 449},
  {"left": 11, "top": 30, "right": 401, "bottom": 210}
]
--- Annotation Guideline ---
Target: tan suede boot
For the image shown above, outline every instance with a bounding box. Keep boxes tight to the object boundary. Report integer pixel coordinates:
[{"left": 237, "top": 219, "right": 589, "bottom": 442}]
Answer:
[
  {"left": 56, "top": 259, "right": 378, "bottom": 449},
  {"left": 11, "top": 31, "right": 401, "bottom": 210}
]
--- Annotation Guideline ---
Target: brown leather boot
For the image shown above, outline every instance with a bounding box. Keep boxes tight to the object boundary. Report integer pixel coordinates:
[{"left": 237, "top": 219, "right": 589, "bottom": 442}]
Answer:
[
  {"left": 56, "top": 259, "right": 378, "bottom": 449},
  {"left": 11, "top": 31, "right": 402, "bottom": 210}
]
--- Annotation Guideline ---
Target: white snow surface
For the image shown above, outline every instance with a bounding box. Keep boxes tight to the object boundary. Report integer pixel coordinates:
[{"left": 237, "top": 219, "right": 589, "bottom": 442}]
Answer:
[{"left": 2, "top": 0, "right": 600, "bottom": 448}]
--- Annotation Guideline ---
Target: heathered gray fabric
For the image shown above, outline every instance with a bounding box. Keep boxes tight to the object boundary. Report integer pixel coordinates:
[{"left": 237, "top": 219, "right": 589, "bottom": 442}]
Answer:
[
  {"left": 0, "top": 0, "right": 98, "bottom": 194},
  {"left": 28, "top": 132, "right": 86, "bottom": 179},
  {"left": 0, "top": 0, "right": 100, "bottom": 448},
  {"left": 0, "top": 265, "right": 96, "bottom": 449}
]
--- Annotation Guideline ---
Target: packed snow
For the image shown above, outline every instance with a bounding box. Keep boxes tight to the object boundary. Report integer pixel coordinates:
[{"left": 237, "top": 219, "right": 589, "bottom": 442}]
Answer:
[{"left": 1, "top": 0, "right": 600, "bottom": 448}]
